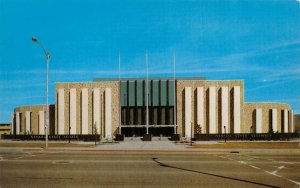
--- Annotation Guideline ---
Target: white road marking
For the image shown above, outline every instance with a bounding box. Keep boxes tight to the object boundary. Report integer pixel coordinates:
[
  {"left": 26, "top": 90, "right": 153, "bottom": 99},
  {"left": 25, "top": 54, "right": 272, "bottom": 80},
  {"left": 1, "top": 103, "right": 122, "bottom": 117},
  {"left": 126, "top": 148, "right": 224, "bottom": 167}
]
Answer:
[
  {"left": 223, "top": 154, "right": 300, "bottom": 186},
  {"left": 265, "top": 170, "right": 282, "bottom": 178},
  {"left": 270, "top": 170, "right": 278, "bottom": 175},
  {"left": 238, "top": 161, "right": 247, "bottom": 165},
  {"left": 278, "top": 166, "right": 285, "bottom": 170},
  {"left": 286, "top": 178, "right": 300, "bottom": 186},
  {"left": 246, "top": 157, "right": 256, "bottom": 161},
  {"left": 249, "top": 165, "right": 261, "bottom": 170}
]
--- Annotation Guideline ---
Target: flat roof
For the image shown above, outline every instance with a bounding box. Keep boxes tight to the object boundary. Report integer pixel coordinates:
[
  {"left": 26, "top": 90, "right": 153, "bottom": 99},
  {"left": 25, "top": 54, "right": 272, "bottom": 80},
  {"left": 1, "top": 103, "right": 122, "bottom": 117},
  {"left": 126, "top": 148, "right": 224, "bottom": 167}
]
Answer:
[{"left": 93, "top": 77, "right": 206, "bottom": 82}]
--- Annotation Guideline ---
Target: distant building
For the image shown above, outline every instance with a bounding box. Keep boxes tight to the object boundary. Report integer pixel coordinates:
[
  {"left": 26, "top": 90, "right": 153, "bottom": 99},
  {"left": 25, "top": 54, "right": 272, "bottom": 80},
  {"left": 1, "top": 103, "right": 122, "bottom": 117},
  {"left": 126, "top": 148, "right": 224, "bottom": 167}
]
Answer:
[
  {"left": 0, "top": 123, "right": 11, "bottom": 135},
  {"left": 11, "top": 78, "right": 295, "bottom": 137}
]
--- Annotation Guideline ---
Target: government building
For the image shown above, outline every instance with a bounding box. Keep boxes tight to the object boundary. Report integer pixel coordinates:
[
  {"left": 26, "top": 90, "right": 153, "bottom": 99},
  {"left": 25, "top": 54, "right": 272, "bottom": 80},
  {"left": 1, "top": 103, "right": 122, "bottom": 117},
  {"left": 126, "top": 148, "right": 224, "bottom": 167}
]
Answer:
[{"left": 11, "top": 78, "right": 295, "bottom": 139}]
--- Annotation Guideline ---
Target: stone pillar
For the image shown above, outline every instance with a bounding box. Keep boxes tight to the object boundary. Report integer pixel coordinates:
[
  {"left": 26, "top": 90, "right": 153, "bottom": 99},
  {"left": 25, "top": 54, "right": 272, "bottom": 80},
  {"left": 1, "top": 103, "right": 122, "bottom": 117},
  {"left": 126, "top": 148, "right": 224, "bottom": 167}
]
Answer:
[
  {"left": 101, "top": 93, "right": 103, "bottom": 136},
  {"left": 184, "top": 87, "right": 192, "bottom": 138},
  {"left": 233, "top": 86, "right": 241, "bottom": 133},
  {"left": 221, "top": 86, "right": 229, "bottom": 133},
  {"left": 256, "top": 108, "right": 262, "bottom": 133},
  {"left": 209, "top": 86, "right": 216, "bottom": 134},
  {"left": 272, "top": 108, "right": 277, "bottom": 133},
  {"left": 105, "top": 88, "right": 112, "bottom": 138},
  {"left": 289, "top": 110, "right": 294, "bottom": 133},
  {"left": 16, "top": 112, "right": 20, "bottom": 135},
  {"left": 70, "top": 88, "right": 77, "bottom": 134},
  {"left": 58, "top": 88, "right": 65, "bottom": 135},
  {"left": 25, "top": 111, "right": 31, "bottom": 134},
  {"left": 196, "top": 87, "right": 205, "bottom": 133},
  {"left": 81, "top": 88, "right": 89, "bottom": 135},
  {"left": 39, "top": 110, "right": 45, "bottom": 135},
  {"left": 11, "top": 113, "right": 14, "bottom": 135},
  {"left": 284, "top": 109, "right": 288, "bottom": 133},
  {"left": 93, "top": 88, "right": 100, "bottom": 134}
]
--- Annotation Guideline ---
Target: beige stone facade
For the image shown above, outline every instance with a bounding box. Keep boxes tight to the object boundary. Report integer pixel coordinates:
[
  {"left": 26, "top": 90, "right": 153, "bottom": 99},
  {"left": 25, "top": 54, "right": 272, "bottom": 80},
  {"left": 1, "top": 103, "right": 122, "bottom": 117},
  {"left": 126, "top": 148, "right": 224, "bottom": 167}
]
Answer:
[
  {"left": 12, "top": 78, "right": 295, "bottom": 136},
  {"left": 176, "top": 80, "right": 244, "bottom": 135},
  {"left": 244, "top": 103, "right": 292, "bottom": 133},
  {"left": 0, "top": 123, "right": 11, "bottom": 135},
  {"left": 54, "top": 81, "right": 119, "bottom": 137},
  {"left": 295, "top": 114, "right": 300, "bottom": 133},
  {"left": 13, "top": 105, "right": 55, "bottom": 135}
]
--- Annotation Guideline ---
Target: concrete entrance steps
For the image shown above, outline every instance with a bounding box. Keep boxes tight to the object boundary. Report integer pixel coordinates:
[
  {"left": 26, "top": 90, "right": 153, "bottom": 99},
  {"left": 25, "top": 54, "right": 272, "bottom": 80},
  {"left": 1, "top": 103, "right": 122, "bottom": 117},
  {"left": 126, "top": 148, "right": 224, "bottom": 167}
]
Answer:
[
  {"left": 96, "top": 137, "right": 187, "bottom": 150},
  {"left": 123, "top": 136, "right": 171, "bottom": 141}
]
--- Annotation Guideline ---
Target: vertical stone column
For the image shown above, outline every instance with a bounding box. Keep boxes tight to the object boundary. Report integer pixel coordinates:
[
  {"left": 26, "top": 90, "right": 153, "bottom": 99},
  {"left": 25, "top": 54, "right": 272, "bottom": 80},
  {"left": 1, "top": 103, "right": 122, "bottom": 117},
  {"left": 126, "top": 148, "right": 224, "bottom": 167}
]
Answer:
[
  {"left": 39, "top": 110, "right": 45, "bottom": 135},
  {"left": 93, "top": 88, "right": 100, "bottom": 134},
  {"left": 272, "top": 108, "right": 277, "bottom": 133},
  {"left": 289, "top": 110, "right": 294, "bottom": 133},
  {"left": 16, "top": 112, "right": 20, "bottom": 135},
  {"left": 221, "top": 86, "right": 229, "bottom": 133},
  {"left": 70, "top": 88, "right": 77, "bottom": 134},
  {"left": 58, "top": 88, "right": 65, "bottom": 135},
  {"left": 184, "top": 87, "right": 192, "bottom": 137},
  {"left": 284, "top": 109, "right": 288, "bottom": 133},
  {"left": 196, "top": 87, "right": 204, "bottom": 133},
  {"left": 82, "top": 88, "right": 89, "bottom": 135},
  {"left": 101, "top": 93, "right": 103, "bottom": 136},
  {"left": 256, "top": 108, "right": 262, "bottom": 133},
  {"left": 105, "top": 88, "right": 112, "bottom": 138},
  {"left": 25, "top": 111, "right": 31, "bottom": 134},
  {"left": 233, "top": 86, "right": 241, "bottom": 133},
  {"left": 11, "top": 113, "right": 14, "bottom": 135},
  {"left": 209, "top": 86, "right": 216, "bottom": 134}
]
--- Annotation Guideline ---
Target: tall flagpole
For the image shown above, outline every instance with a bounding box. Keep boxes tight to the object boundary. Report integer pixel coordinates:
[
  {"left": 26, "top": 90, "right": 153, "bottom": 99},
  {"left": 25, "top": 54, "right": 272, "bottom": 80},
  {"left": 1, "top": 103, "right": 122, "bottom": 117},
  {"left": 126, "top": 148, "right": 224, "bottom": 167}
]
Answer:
[
  {"left": 118, "top": 52, "right": 122, "bottom": 135},
  {"left": 173, "top": 52, "right": 177, "bottom": 134},
  {"left": 146, "top": 50, "right": 149, "bottom": 134}
]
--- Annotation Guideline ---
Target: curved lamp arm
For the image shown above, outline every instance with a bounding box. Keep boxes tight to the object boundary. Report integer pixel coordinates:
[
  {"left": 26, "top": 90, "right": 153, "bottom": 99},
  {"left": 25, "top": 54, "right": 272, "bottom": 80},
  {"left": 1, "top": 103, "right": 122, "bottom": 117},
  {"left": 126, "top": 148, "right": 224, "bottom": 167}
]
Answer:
[{"left": 32, "top": 37, "right": 50, "bottom": 61}]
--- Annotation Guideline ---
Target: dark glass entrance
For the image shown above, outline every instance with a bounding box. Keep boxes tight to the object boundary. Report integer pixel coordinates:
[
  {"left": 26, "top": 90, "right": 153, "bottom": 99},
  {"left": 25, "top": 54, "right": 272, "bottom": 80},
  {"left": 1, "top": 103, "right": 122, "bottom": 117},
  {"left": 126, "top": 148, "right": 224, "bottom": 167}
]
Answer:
[{"left": 120, "top": 79, "right": 176, "bottom": 136}]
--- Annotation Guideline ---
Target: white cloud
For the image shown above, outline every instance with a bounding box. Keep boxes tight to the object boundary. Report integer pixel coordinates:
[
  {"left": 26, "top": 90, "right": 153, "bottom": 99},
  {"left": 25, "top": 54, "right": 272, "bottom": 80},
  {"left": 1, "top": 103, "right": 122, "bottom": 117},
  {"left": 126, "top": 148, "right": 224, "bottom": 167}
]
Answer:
[{"left": 245, "top": 80, "right": 293, "bottom": 92}]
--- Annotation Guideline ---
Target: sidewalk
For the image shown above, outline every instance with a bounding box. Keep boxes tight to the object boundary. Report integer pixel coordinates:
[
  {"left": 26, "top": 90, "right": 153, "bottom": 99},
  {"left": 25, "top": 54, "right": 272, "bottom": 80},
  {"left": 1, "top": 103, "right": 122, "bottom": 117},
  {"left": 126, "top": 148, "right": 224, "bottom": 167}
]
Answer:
[
  {"left": 1, "top": 138, "right": 299, "bottom": 153},
  {"left": 95, "top": 139, "right": 186, "bottom": 151}
]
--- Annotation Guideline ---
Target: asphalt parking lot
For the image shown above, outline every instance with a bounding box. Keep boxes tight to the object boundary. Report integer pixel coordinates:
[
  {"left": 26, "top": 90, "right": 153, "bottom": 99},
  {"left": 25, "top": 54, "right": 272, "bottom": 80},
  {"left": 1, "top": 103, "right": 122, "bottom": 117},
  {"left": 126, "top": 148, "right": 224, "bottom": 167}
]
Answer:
[{"left": 1, "top": 148, "right": 299, "bottom": 188}]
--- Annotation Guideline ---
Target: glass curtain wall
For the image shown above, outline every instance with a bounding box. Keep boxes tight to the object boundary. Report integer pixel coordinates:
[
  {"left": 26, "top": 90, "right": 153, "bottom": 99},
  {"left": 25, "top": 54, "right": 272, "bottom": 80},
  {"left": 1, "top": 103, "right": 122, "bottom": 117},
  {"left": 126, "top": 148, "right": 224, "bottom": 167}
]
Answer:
[{"left": 121, "top": 79, "right": 175, "bottom": 126}]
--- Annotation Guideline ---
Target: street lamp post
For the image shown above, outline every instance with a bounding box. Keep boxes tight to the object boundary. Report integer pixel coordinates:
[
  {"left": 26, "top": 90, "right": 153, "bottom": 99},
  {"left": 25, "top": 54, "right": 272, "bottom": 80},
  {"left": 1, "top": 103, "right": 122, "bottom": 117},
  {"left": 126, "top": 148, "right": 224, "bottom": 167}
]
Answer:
[
  {"left": 146, "top": 51, "right": 149, "bottom": 135},
  {"left": 173, "top": 52, "right": 176, "bottom": 134},
  {"left": 32, "top": 37, "right": 50, "bottom": 150},
  {"left": 118, "top": 52, "right": 122, "bottom": 135},
  {"left": 69, "top": 124, "right": 71, "bottom": 143}
]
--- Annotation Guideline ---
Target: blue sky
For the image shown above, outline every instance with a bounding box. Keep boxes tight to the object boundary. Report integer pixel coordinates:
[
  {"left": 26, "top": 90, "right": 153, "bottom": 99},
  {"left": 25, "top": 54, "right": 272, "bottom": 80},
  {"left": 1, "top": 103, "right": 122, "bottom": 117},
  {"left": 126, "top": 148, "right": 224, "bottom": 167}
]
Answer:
[{"left": 0, "top": 0, "right": 299, "bottom": 122}]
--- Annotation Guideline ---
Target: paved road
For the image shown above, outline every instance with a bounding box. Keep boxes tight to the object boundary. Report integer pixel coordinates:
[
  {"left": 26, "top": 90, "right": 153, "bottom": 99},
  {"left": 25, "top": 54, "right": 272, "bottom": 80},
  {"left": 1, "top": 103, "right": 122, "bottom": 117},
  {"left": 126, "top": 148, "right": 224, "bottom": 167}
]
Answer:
[{"left": 1, "top": 149, "right": 300, "bottom": 187}]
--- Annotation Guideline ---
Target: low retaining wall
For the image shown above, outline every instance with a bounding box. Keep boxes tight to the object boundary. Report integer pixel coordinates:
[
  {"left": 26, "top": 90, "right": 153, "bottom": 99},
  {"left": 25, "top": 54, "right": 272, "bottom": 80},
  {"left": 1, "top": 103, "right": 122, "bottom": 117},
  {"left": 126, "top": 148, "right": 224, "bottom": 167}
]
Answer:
[
  {"left": 194, "top": 133, "right": 300, "bottom": 141},
  {"left": 2, "top": 133, "right": 299, "bottom": 141},
  {"left": 1, "top": 134, "right": 101, "bottom": 141}
]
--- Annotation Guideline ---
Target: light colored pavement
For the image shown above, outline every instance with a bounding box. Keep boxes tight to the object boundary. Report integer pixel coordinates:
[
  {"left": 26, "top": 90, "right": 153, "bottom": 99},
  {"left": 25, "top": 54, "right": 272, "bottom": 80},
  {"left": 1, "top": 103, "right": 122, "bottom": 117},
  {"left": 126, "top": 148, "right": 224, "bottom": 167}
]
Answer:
[
  {"left": 95, "top": 137, "right": 191, "bottom": 151},
  {"left": 0, "top": 137, "right": 220, "bottom": 151},
  {"left": 0, "top": 138, "right": 299, "bottom": 153}
]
